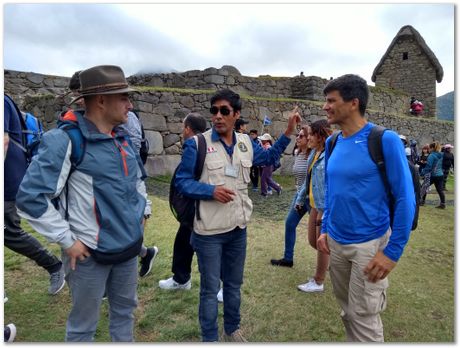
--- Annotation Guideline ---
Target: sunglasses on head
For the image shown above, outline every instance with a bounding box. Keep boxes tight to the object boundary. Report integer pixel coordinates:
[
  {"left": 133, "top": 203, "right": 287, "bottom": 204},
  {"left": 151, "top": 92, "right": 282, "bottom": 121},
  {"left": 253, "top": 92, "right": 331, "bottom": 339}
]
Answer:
[{"left": 210, "top": 106, "right": 232, "bottom": 116}]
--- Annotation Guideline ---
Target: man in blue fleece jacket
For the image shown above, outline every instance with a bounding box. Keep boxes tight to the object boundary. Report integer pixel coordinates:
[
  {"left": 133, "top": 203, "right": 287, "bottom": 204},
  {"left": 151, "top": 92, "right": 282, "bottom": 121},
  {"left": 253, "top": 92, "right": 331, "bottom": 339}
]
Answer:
[{"left": 317, "top": 74, "right": 415, "bottom": 342}]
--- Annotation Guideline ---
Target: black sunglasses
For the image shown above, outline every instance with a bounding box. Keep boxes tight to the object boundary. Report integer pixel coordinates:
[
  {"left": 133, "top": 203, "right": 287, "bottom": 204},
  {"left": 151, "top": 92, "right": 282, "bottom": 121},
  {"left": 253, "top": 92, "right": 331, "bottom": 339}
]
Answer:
[{"left": 210, "top": 106, "right": 232, "bottom": 116}]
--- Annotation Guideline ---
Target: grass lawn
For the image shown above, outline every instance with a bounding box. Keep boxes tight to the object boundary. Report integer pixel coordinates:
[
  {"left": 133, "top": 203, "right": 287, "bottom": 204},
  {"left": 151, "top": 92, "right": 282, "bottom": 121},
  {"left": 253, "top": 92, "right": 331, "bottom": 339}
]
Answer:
[{"left": 4, "top": 173, "right": 454, "bottom": 342}]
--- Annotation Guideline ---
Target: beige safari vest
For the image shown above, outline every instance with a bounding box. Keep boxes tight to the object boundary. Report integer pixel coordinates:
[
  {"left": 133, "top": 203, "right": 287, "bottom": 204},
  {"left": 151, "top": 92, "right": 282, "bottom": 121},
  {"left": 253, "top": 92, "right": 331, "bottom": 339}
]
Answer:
[{"left": 193, "top": 129, "right": 254, "bottom": 235}]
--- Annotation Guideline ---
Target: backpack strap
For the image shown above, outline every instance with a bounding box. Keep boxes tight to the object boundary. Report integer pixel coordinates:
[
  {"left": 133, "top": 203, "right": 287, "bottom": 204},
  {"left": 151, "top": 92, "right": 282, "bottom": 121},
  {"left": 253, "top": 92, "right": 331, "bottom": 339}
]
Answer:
[
  {"left": 367, "top": 125, "right": 390, "bottom": 190},
  {"left": 327, "top": 131, "right": 341, "bottom": 158},
  {"left": 194, "top": 133, "right": 207, "bottom": 179},
  {"left": 58, "top": 123, "right": 86, "bottom": 220},
  {"left": 59, "top": 123, "right": 86, "bottom": 167},
  {"left": 367, "top": 125, "right": 395, "bottom": 226},
  {"left": 194, "top": 133, "right": 207, "bottom": 221}
]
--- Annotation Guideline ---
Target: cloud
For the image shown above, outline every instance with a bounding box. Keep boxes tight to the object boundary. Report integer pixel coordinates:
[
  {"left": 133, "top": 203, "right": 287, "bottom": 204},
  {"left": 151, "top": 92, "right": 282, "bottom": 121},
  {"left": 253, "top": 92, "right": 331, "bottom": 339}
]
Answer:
[
  {"left": 3, "top": 3, "right": 454, "bottom": 95},
  {"left": 4, "top": 3, "right": 197, "bottom": 76}
]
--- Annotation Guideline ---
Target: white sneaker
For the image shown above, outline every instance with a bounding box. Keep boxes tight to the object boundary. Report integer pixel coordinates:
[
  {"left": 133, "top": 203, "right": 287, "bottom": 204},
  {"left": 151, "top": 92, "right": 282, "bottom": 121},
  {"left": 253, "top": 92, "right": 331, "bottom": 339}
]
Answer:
[
  {"left": 158, "top": 277, "right": 191, "bottom": 290},
  {"left": 4, "top": 323, "right": 16, "bottom": 342},
  {"left": 297, "top": 278, "right": 324, "bottom": 293},
  {"left": 217, "top": 288, "right": 223, "bottom": 303}
]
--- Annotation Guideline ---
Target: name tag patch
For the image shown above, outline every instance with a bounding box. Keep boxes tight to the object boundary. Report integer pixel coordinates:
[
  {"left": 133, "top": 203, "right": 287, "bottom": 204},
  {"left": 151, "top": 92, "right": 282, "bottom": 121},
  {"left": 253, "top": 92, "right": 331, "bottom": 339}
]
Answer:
[{"left": 225, "top": 164, "right": 239, "bottom": 178}]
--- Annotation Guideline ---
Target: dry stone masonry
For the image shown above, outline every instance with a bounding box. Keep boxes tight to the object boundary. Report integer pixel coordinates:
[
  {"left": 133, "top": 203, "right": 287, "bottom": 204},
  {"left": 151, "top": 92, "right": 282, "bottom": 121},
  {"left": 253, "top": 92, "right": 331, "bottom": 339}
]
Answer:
[
  {"left": 5, "top": 55, "right": 453, "bottom": 176},
  {"left": 372, "top": 25, "right": 444, "bottom": 118}
]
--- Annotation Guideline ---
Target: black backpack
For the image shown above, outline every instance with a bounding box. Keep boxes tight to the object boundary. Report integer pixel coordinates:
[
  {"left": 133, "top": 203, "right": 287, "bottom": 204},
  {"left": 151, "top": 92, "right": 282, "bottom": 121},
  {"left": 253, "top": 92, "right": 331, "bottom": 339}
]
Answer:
[
  {"left": 328, "top": 125, "right": 420, "bottom": 230},
  {"left": 169, "top": 133, "right": 207, "bottom": 228},
  {"left": 131, "top": 110, "right": 149, "bottom": 165}
]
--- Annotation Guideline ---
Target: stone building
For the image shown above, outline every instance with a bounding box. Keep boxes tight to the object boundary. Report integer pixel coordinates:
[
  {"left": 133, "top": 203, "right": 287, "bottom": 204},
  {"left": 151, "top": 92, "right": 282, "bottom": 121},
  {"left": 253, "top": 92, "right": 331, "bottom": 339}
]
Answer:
[{"left": 372, "top": 25, "right": 444, "bottom": 118}]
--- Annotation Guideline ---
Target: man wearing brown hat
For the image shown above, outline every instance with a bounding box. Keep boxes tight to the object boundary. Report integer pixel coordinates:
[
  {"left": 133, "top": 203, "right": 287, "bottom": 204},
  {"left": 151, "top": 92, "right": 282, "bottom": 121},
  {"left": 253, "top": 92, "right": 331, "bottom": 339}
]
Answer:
[
  {"left": 17, "top": 65, "right": 150, "bottom": 342},
  {"left": 68, "top": 70, "right": 158, "bottom": 279}
]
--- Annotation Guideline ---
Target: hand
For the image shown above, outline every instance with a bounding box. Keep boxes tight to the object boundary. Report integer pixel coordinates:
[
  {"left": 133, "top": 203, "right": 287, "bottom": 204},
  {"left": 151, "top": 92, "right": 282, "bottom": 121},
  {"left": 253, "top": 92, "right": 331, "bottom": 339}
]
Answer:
[
  {"left": 65, "top": 240, "right": 90, "bottom": 271},
  {"left": 363, "top": 250, "right": 397, "bottom": 283},
  {"left": 317, "top": 233, "right": 330, "bottom": 255},
  {"left": 284, "top": 106, "right": 302, "bottom": 136},
  {"left": 213, "top": 185, "right": 236, "bottom": 203}
]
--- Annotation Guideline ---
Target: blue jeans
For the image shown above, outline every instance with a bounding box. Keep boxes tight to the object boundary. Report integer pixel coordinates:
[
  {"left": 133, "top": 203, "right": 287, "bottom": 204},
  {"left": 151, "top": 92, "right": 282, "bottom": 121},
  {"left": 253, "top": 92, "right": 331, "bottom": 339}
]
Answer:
[
  {"left": 190, "top": 227, "right": 247, "bottom": 342},
  {"left": 63, "top": 253, "right": 138, "bottom": 342},
  {"left": 284, "top": 192, "right": 308, "bottom": 261}
]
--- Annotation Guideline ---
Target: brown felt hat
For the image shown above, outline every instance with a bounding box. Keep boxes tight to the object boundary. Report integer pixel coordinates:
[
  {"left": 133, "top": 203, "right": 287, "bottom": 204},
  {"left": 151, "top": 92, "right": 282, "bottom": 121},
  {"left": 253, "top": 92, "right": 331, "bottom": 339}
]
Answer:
[{"left": 69, "top": 65, "right": 136, "bottom": 104}]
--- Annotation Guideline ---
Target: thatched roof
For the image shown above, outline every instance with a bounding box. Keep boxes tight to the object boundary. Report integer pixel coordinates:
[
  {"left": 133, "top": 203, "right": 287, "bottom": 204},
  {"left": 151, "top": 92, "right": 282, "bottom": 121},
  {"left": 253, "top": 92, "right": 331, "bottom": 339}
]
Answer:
[{"left": 372, "top": 25, "right": 444, "bottom": 83}]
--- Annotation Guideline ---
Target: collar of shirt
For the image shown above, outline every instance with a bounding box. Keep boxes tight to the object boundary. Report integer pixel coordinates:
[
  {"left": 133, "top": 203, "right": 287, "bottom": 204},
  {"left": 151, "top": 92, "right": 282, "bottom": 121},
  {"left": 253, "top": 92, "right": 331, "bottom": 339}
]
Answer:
[{"left": 211, "top": 127, "right": 237, "bottom": 157}]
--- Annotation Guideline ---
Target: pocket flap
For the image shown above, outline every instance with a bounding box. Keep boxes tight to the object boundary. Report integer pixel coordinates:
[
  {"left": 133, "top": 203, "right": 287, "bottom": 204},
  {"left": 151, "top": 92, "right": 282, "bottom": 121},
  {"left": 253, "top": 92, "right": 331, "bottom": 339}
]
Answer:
[
  {"left": 241, "top": 159, "right": 252, "bottom": 168},
  {"left": 206, "top": 161, "right": 224, "bottom": 170}
]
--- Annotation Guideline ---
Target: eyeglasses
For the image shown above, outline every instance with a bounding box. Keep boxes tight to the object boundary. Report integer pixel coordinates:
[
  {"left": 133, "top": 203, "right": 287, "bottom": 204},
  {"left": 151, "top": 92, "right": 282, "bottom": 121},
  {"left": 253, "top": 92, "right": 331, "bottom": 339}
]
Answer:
[
  {"left": 210, "top": 106, "right": 232, "bottom": 116},
  {"left": 296, "top": 134, "right": 305, "bottom": 139}
]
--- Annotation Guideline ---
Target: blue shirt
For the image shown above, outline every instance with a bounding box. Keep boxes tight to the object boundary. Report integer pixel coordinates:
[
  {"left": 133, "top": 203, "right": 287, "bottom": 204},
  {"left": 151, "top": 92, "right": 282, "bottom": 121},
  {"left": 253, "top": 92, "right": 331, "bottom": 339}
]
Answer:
[
  {"left": 4, "top": 95, "right": 28, "bottom": 201},
  {"left": 321, "top": 122, "right": 415, "bottom": 262},
  {"left": 175, "top": 128, "right": 291, "bottom": 200}
]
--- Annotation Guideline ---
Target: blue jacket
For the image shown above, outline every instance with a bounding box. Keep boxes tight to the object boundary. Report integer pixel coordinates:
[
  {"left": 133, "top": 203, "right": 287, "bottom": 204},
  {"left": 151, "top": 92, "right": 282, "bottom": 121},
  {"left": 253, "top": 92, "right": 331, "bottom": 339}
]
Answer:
[
  {"left": 421, "top": 151, "right": 443, "bottom": 177},
  {"left": 16, "top": 110, "right": 150, "bottom": 254},
  {"left": 296, "top": 149, "right": 326, "bottom": 211},
  {"left": 174, "top": 127, "right": 291, "bottom": 200}
]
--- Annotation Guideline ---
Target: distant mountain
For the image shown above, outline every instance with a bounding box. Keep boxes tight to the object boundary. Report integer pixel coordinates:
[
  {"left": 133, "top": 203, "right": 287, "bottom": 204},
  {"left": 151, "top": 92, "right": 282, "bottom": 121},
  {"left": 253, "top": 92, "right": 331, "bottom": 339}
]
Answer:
[{"left": 437, "top": 91, "right": 454, "bottom": 121}]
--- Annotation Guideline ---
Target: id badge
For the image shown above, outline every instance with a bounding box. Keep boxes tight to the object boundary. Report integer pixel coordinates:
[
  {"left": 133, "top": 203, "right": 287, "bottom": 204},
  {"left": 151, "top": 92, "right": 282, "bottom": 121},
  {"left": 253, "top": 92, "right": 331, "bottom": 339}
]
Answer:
[{"left": 225, "top": 164, "right": 239, "bottom": 178}]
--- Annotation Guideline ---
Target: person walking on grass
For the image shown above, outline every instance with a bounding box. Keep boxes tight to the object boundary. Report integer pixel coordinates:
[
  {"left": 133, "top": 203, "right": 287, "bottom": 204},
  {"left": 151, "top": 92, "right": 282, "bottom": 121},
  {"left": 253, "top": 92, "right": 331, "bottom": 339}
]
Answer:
[
  {"left": 4, "top": 94, "right": 65, "bottom": 296},
  {"left": 159, "top": 113, "right": 207, "bottom": 290},
  {"left": 317, "top": 74, "right": 415, "bottom": 342},
  {"left": 420, "top": 142, "right": 445, "bottom": 209},
  {"left": 17, "top": 65, "right": 150, "bottom": 341},
  {"left": 259, "top": 133, "right": 282, "bottom": 196},
  {"left": 175, "top": 89, "right": 301, "bottom": 342},
  {"left": 270, "top": 124, "right": 311, "bottom": 268},
  {"left": 441, "top": 144, "right": 454, "bottom": 191},
  {"left": 295, "top": 119, "right": 332, "bottom": 292}
]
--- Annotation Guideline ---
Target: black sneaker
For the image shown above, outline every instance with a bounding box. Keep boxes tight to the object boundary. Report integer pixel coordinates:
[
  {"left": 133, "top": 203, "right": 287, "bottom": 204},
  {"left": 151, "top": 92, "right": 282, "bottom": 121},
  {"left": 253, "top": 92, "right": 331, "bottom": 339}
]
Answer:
[
  {"left": 139, "top": 246, "right": 159, "bottom": 277},
  {"left": 435, "top": 204, "right": 446, "bottom": 209},
  {"left": 270, "top": 258, "right": 293, "bottom": 268}
]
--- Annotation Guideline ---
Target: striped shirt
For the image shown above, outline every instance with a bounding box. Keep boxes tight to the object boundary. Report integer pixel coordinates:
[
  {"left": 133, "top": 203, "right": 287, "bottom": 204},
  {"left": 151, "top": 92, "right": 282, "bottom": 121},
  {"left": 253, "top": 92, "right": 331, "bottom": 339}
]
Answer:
[{"left": 293, "top": 150, "right": 309, "bottom": 191}]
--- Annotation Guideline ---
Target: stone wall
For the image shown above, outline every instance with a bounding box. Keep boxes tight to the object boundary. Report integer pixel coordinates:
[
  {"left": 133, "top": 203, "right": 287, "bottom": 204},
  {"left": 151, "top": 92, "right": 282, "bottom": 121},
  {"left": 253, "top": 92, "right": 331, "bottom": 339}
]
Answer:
[
  {"left": 6, "top": 67, "right": 410, "bottom": 120},
  {"left": 10, "top": 88, "right": 453, "bottom": 177},
  {"left": 374, "top": 36, "right": 437, "bottom": 117},
  {"left": 128, "top": 65, "right": 330, "bottom": 101}
]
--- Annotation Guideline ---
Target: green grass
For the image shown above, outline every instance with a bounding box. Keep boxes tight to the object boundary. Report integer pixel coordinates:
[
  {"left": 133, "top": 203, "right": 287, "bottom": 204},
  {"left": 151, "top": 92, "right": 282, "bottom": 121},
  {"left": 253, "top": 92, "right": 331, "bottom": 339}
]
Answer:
[{"left": 4, "top": 174, "right": 454, "bottom": 342}]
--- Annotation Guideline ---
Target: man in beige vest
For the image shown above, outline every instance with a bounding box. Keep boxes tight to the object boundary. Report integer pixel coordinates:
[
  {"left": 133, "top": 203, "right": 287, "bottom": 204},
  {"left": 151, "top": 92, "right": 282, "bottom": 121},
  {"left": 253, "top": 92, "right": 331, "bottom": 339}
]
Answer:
[{"left": 175, "top": 89, "right": 300, "bottom": 342}]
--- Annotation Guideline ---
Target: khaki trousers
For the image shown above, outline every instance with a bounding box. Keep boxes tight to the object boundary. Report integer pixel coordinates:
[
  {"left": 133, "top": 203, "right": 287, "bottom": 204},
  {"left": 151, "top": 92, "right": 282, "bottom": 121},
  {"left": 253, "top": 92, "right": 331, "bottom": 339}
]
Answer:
[{"left": 328, "top": 230, "right": 390, "bottom": 342}]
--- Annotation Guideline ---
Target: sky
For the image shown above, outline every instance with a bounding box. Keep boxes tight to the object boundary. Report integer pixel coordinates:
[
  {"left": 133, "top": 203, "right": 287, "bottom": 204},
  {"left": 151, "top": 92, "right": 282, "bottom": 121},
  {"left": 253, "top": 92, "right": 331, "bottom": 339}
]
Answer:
[{"left": 3, "top": 2, "right": 455, "bottom": 97}]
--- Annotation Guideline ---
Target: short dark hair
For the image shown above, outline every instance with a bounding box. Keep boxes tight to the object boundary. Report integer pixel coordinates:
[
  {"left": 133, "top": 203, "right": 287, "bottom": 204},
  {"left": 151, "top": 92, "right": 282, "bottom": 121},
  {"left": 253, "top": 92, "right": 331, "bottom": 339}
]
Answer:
[
  {"left": 235, "top": 118, "right": 249, "bottom": 131},
  {"left": 210, "top": 89, "right": 242, "bottom": 112},
  {"left": 184, "top": 112, "right": 207, "bottom": 134},
  {"left": 249, "top": 129, "right": 258, "bottom": 134},
  {"left": 323, "top": 74, "right": 369, "bottom": 116},
  {"left": 69, "top": 70, "right": 82, "bottom": 91}
]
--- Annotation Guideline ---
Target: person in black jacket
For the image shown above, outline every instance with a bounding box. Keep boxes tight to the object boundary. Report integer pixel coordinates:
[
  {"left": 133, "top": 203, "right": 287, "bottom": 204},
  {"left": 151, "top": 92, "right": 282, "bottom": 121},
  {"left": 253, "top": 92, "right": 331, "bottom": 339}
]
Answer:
[{"left": 442, "top": 144, "right": 454, "bottom": 190}]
